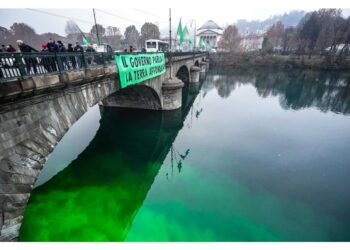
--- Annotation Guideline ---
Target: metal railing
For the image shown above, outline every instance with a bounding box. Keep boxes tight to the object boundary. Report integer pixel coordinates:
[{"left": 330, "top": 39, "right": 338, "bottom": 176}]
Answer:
[
  {"left": 165, "top": 51, "right": 208, "bottom": 62},
  {"left": 0, "top": 51, "right": 207, "bottom": 82},
  {"left": 0, "top": 52, "right": 114, "bottom": 82}
]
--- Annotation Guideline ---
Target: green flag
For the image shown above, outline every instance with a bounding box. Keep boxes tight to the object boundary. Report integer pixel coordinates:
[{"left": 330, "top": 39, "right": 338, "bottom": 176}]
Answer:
[
  {"left": 199, "top": 37, "right": 205, "bottom": 49},
  {"left": 76, "top": 25, "right": 90, "bottom": 45},
  {"left": 180, "top": 25, "right": 189, "bottom": 45},
  {"left": 176, "top": 18, "right": 182, "bottom": 37},
  {"left": 82, "top": 36, "right": 90, "bottom": 45},
  {"left": 206, "top": 41, "right": 212, "bottom": 51}
]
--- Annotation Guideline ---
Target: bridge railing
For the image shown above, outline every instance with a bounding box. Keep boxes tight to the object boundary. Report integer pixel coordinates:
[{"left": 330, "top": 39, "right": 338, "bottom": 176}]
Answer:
[
  {"left": 165, "top": 51, "right": 209, "bottom": 62},
  {"left": 0, "top": 52, "right": 115, "bottom": 82},
  {"left": 0, "top": 51, "right": 207, "bottom": 82}
]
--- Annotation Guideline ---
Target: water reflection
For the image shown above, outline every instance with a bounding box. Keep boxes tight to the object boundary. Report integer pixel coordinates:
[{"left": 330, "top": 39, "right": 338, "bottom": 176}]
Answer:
[
  {"left": 209, "top": 68, "right": 350, "bottom": 115},
  {"left": 20, "top": 81, "right": 202, "bottom": 241}
]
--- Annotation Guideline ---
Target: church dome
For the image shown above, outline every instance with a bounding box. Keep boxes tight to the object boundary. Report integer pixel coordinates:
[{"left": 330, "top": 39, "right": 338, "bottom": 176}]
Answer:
[{"left": 198, "top": 20, "right": 223, "bottom": 30}]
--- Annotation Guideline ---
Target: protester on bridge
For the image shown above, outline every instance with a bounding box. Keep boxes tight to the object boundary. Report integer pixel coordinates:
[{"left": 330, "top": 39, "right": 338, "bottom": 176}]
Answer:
[
  {"left": 74, "top": 42, "right": 84, "bottom": 68},
  {"left": 129, "top": 45, "right": 133, "bottom": 53},
  {"left": 85, "top": 45, "right": 95, "bottom": 65},
  {"left": 74, "top": 42, "right": 83, "bottom": 52},
  {"left": 141, "top": 47, "right": 146, "bottom": 52},
  {"left": 123, "top": 48, "right": 127, "bottom": 52},
  {"left": 1, "top": 45, "right": 6, "bottom": 52},
  {"left": 16, "top": 40, "right": 39, "bottom": 74},
  {"left": 57, "top": 41, "right": 69, "bottom": 70},
  {"left": 67, "top": 43, "right": 77, "bottom": 69},
  {"left": 6, "top": 45, "right": 16, "bottom": 52},
  {"left": 85, "top": 45, "right": 95, "bottom": 52},
  {"left": 57, "top": 41, "right": 66, "bottom": 52},
  {"left": 40, "top": 44, "right": 53, "bottom": 73},
  {"left": 45, "top": 39, "right": 58, "bottom": 71},
  {"left": 46, "top": 39, "right": 58, "bottom": 53}
]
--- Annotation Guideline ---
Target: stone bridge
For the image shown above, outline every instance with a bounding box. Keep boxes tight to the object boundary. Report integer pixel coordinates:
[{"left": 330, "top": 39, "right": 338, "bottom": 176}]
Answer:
[
  {"left": 0, "top": 52, "right": 209, "bottom": 241},
  {"left": 0, "top": 52, "right": 209, "bottom": 110}
]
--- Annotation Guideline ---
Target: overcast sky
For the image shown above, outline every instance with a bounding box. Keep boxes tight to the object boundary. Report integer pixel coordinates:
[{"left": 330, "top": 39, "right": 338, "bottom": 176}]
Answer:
[{"left": 0, "top": 0, "right": 349, "bottom": 36}]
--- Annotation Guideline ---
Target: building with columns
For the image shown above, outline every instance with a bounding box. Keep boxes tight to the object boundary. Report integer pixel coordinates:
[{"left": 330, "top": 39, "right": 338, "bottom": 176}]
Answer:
[{"left": 197, "top": 20, "right": 223, "bottom": 49}]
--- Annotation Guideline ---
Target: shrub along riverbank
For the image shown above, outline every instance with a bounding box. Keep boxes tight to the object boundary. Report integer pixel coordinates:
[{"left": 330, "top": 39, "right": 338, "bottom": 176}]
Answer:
[{"left": 210, "top": 52, "right": 350, "bottom": 71}]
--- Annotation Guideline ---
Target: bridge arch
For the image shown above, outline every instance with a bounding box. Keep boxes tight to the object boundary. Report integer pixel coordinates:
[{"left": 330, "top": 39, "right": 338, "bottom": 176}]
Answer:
[
  {"left": 102, "top": 84, "right": 162, "bottom": 110},
  {"left": 176, "top": 65, "right": 190, "bottom": 84}
]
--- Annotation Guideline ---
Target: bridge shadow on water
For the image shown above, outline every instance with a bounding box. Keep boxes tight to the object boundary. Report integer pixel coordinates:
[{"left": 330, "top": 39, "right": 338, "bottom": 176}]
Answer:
[{"left": 19, "top": 77, "right": 203, "bottom": 241}]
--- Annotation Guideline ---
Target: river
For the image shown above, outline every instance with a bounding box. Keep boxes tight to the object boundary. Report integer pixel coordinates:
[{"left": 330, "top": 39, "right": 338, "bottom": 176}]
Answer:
[{"left": 19, "top": 68, "right": 350, "bottom": 241}]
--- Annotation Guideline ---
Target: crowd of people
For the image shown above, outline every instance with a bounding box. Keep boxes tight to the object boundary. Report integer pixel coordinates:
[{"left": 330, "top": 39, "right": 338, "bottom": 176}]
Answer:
[
  {"left": 0, "top": 39, "right": 101, "bottom": 76},
  {"left": 0, "top": 39, "right": 141, "bottom": 78},
  {"left": 0, "top": 39, "right": 94, "bottom": 54}
]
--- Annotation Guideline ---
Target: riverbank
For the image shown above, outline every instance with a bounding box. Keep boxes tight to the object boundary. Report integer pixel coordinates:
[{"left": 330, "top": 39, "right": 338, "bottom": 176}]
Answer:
[{"left": 210, "top": 52, "right": 350, "bottom": 71}]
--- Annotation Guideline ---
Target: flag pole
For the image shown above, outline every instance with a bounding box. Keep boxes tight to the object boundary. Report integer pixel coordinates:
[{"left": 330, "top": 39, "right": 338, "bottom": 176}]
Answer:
[
  {"left": 93, "top": 8, "right": 101, "bottom": 45},
  {"left": 169, "top": 8, "right": 172, "bottom": 79}
]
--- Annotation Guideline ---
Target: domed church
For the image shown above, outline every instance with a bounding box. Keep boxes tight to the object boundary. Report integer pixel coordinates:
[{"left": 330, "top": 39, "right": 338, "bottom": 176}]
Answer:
[{"left": 197, "top": 20, "right": 223, "bottom": 49}]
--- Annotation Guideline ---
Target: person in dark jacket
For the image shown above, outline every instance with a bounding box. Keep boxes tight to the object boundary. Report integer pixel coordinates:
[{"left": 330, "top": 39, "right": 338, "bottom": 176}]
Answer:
[
  {"left": 85, "top": 45, "right": 95, "bottom": 52},
  {"left": 67, "top": 43, "right": 77, "bottom": 69},
  {"left": 74, "top": 42, "right": 84, "bottom": 68},
  {"left": 45, "top": 39, "right": 58, "bottom": 71},
  {"left": 1, "top": 45, "right": 6, "bottom": 52},
  {"left": 85, "top": 45, "right": 95, "bottom": 65},
  {"left": 73, "top": 42, "right": 83, "bottom": 52},
  {"left": 57, "top": 41, "right": 69, "bottom": 70},
  {"left": 17, "top": 40, "right": 39, "bottom": 74},
  {"left": 46, "top": 39, "right": 58, "bottom": 52},
  {"left": 6, "top": 45, "right": 16, "bottom": 52}
]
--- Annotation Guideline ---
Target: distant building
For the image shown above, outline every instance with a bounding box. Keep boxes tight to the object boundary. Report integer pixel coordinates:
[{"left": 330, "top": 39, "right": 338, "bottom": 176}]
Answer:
[
  {"left": 197, "top": 20, "right": 223, "bottom": 49},
  {"left": 240, "top": 31, "right": 264, "bottom": 51}
]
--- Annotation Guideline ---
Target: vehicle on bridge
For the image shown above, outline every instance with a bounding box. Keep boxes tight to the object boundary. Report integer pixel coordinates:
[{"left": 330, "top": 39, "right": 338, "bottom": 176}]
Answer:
[{"left": 145, "top": 39, "right": 169, "bottom": 52}]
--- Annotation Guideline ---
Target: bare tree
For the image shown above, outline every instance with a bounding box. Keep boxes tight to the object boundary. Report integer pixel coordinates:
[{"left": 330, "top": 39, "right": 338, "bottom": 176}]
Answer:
[
  {"left": 65, "top": 20, "right": 80, "bottom": 35},
  {"left": 10, "top": 23, "right": 39, "bottom": 47},
  {"left": 106, "top": 26, "right": 121, "bottom": 37},
  {"left": 140, "top": 22, "right": 160, "bottom": 47},
  {"left": 90, "top": 24, "right": 106, "bottom": 44},
  {"left": 124, "top": 25, "right": 140, "bottom": 48},
  {"left": 218, "top": 25, "right": 241, "bottom": 52},
  {"left": 105, "top": 26, "right": 122, "bottom": 50},
  {"left": 265, "top": 21, "right": 284, "bottom": 51}
]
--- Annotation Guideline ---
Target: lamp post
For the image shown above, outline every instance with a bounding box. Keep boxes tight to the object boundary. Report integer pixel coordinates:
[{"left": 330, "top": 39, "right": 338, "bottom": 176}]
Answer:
[{"left": 190, "top": 19, "right": 196, "bottom": 51}]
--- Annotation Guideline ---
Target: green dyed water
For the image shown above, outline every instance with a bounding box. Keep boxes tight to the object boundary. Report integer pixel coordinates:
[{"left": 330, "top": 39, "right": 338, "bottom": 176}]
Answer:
[{"left": 20, "top": 68, "right": 350, "bottom": 241}]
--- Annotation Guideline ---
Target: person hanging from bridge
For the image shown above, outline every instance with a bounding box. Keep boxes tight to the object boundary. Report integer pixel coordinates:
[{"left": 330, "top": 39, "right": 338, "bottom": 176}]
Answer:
[{"left": 17, "top": 40, "right": 39, "bottom": 74}]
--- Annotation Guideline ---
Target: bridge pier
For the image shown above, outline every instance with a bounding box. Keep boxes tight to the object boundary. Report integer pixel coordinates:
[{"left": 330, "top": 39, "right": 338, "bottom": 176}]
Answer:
[
  {"left": 161, "top": 77, "right": 184, "bottom": 110},
  {"left": 190, "top": 66, "right": 201, "bottom": 83},
  {"left": 200, "top": 61, "right": 207, "bottom": 74}
]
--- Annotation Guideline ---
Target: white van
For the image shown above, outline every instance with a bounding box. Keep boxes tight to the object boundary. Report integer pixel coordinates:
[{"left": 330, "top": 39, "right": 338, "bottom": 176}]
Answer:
[{"left": 145, "top": 39, "right": 169, "bottom": 52}]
